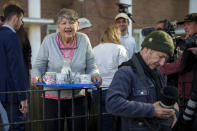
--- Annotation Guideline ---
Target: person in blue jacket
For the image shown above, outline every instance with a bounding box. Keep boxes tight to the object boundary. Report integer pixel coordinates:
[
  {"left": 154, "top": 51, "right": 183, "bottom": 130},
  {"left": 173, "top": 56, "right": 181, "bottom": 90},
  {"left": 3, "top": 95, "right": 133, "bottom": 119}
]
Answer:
[
  {"left": 106, "top": 30, "right": 178, "bottom": 131},
  {"left": 0, "top": 5, "right": 28, "bottom": 131}
]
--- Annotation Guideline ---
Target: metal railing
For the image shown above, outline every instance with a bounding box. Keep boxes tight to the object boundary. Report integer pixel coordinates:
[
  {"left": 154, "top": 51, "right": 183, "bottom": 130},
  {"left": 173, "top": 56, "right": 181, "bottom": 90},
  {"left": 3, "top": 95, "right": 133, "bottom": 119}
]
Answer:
[{"left": 0, "top": 86, "right": 108, "bottom": 131}]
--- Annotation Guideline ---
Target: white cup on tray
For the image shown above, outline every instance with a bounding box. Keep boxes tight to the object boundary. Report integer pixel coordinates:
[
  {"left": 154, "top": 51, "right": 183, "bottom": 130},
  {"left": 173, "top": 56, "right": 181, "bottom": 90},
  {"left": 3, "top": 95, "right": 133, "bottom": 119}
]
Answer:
[{"left": 80, "top": 74, "right": 92, "bottom": 84}]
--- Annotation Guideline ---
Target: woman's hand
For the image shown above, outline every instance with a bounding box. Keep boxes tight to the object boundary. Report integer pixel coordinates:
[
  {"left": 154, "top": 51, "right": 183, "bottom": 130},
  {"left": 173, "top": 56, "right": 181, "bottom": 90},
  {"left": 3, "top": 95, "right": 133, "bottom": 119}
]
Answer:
[
  {"left": 31, "top": 76, "right": 42, "bottom": 87},
  {"left": 91, "top": 75, "right": 102, "bottom": 87}
]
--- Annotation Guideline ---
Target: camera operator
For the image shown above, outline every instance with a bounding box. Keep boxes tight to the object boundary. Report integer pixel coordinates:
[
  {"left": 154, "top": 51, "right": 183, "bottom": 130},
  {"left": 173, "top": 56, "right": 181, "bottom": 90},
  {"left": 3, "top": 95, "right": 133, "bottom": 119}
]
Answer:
[
  {"left": 158, "top": 13, "right": 197, "bottom": 131},
  {"left": 155, "top": 20, "right": 182, "bottom": 89},
  {"left": 156, "top": 20, "right": 175, "bottom": 36},
  {"left": 157, "top": 19, "right": 184, "bottom": 60},
  {"left": 141, "top": 20, "right": 173, "bottom": 38},
  {"left": 179, "top": 13, "right": 197, "bottom": 131}
]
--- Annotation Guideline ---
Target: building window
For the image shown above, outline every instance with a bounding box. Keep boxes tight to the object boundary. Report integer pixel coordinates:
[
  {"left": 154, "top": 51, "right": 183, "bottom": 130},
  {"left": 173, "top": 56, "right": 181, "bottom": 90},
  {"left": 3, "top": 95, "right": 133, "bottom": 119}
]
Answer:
[{"left": 47, "top": 25, "right": 57, "bottom": 35}]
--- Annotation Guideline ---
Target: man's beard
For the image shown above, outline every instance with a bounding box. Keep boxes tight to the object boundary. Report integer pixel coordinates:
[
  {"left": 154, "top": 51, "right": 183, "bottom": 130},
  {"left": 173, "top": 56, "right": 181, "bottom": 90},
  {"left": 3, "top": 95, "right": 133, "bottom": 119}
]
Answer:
[
  {"left": 13, "top": 19, "right": 21, "bottom": 31},
  {"left": 120, "top": 27, "right": 127, "bottom": 33}
]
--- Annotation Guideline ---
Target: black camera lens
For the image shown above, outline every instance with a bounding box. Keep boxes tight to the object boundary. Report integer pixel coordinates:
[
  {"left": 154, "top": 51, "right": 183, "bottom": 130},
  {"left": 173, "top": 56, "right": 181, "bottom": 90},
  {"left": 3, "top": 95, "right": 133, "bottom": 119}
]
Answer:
[
  {"left": 160, "top": 86, "right": 178, "bottom": 107},
  {"left": 141, "top": 27, "right": 156, "bottom": 37}
]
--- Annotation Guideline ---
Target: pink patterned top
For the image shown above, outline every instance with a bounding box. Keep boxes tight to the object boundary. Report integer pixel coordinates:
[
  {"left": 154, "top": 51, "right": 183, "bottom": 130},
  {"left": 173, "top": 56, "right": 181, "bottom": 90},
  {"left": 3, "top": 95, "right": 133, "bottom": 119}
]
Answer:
[{"left": 56, "top": 34, "right": 77, "bottom": 59}]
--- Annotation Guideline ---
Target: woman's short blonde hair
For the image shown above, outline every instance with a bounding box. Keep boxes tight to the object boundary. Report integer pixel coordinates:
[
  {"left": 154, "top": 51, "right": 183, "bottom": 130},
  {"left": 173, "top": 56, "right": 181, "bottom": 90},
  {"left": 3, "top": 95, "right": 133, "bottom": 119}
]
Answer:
[
  {"left": 100, "top": 24, "right": 121, "bottom": 44},
  {"left": 55, "top": 8, "right": 79, "bottom": 24}
]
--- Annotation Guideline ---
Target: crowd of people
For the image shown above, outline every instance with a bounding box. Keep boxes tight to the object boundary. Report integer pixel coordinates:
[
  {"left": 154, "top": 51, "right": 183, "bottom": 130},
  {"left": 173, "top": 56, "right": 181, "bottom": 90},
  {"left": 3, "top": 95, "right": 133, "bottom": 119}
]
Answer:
[{"left": 0, "top": 1, "right": 197, "bottom": 131}]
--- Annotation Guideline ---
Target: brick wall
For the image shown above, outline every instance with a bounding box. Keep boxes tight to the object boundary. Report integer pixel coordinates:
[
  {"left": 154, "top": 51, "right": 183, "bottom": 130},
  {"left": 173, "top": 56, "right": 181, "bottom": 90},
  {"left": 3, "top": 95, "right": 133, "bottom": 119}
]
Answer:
[
  {"left": 0, "top": 0, "right": 190, "bottom": 47},
  {"left": 132, "top": 0, "right": 189, "bottom": 28},
  {"left": 0, "top": 0, "right": 28, "bottom": 17},
  {"left": 40, "top": 0, "right": 189, "bottom": 47}
]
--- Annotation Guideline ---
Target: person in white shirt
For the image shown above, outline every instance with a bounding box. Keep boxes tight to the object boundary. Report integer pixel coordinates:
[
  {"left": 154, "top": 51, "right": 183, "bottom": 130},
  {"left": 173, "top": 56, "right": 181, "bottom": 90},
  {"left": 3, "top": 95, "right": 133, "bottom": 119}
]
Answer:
[
  {"left": 115, "top": 13, "right": 136, "bottom": 58},
  {"left": 92, "top": 24, "right": 128, "bottom": 131}
]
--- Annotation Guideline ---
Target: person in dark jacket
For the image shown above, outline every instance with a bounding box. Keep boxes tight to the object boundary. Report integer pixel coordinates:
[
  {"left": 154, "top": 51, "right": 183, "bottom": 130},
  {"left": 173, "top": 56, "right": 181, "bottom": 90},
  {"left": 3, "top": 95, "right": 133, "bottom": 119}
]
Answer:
[
  {"left": 106, "top": 30, "right": 177, "bottom": 131},
  {"left": 181, "top": 49, "right": 197, "bottom": 131},
  {"left": 0, "top": 17, "right": 10, "bottom": 131},
  {"left": 0, "top": 5, "right": 29, "bottom": 131}
]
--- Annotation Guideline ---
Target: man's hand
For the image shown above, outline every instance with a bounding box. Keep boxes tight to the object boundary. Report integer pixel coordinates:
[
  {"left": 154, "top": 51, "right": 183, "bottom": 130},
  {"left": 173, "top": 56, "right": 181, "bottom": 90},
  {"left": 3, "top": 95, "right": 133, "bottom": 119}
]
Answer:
[
  {"left": 31, "top": 76, "right": 42, "bottom": 87},
  {"left": 153, "top": 101, "right": 175, "bottom": 119},
  {"left": 19, "top": 100, "right": 28, "bottom": 114},
  {"left": 91, "top": 75, "right": 102, "bottom": 87}
]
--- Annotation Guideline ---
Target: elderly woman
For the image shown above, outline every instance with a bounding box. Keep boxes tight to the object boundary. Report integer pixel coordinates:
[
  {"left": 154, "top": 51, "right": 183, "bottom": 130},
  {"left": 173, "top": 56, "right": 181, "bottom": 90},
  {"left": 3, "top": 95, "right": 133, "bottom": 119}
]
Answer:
[
  {"left": 31, "top": 8, "right": 101, "bottom": 131},
  {"left": 92, "top": 25, "right": 128, "bottom": 131}
]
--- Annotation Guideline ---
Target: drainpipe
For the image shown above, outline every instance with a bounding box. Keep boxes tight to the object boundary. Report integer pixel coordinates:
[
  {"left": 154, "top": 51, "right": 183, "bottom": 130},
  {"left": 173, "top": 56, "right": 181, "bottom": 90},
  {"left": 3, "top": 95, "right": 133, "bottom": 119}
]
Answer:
[
  {"left": 119, "top": 0, "right": 133, "bottom": 36},
  {"left": 189, "top": 0, "right": 197, "bottom": 13},
  {"left": 28, "top": 0, "right": 41, "bottom": 65}
]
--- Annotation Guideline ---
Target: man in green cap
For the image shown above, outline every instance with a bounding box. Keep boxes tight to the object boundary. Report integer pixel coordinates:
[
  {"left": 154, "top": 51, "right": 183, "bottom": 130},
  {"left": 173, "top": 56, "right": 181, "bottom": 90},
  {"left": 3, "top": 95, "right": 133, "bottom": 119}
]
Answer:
[{"left": 106, "top": 30, "right": 178, "bottom": 131}]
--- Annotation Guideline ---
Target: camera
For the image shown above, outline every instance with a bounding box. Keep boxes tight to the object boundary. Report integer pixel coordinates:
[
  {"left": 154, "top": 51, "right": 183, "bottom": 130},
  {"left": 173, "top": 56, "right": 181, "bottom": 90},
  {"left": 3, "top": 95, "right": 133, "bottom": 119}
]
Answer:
[
  {"left": 180, "top": 34, "right": 197, "bottom": 73},
  {"left": 160, "top": 86, "right": 178, "bottom": 109},
  {"left": 184, "top": 35, "right": 197, "bottom": 49},
  {"left": 142, "top": 86, "right": 178, "bottom": 131},
  {"left": 162, "top": 20, "right": 176, "bottom": 38},
  {"left": 141, "top": 20, "right": 176, "bottom": 38},
  {"left": 116, "top": 3, "right": 130, "bottom": 14},
  {"left": 141, "top": 27, "right": 157, "bottom": 37},
  {"left": 158, "top": 86, "right": 178, "bottom": 131},
  {"left": 116, "top": 2, "right": 135, "bottom": 23}
]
